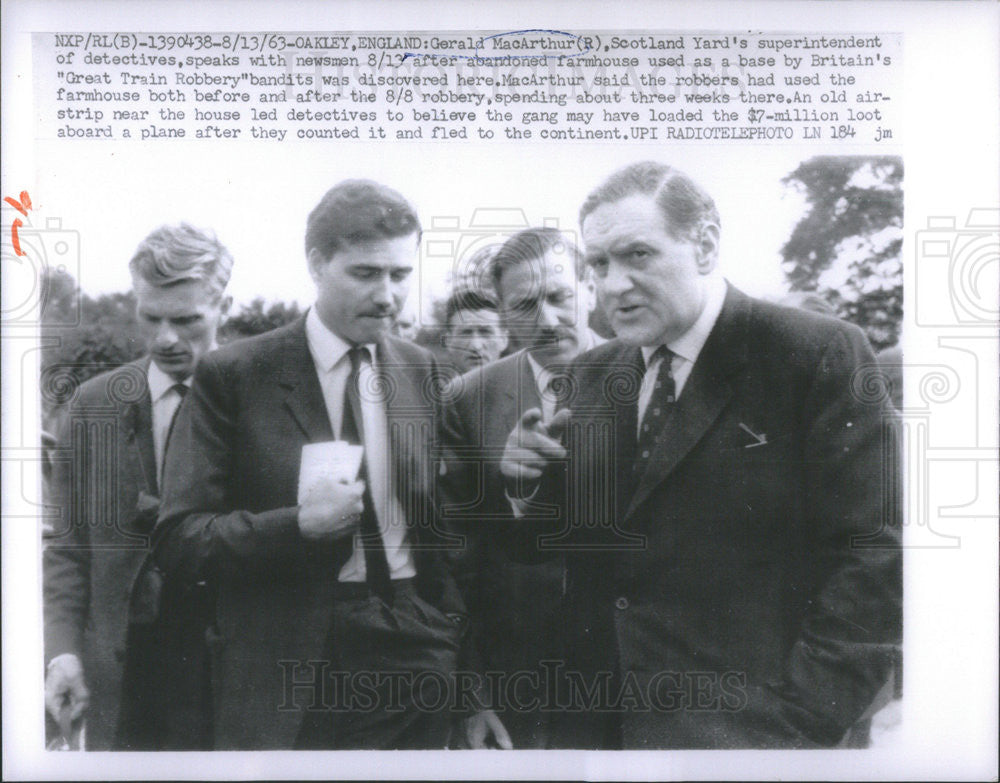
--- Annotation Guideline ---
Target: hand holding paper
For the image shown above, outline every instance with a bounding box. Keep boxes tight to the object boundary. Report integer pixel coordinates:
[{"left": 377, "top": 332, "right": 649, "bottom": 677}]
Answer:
[
  {"left": 297, "top": 442, "right": 366, "bottom": 541},
  {"left": 298, "top": 441, "right": 364, "bottom": 503}
]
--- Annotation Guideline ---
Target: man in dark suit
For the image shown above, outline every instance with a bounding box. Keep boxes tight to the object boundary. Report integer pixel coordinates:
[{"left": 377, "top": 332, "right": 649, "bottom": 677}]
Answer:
[
  {"left": 154, "top": 180, "right": 506, "bottom": 749},
  {"left": 500, "top": 162, "right": 902, "bottom": 749},
  {"left": 439, "top": 228, "right": 601, "bottom": 748},
  {"left": 43, "top": 223, "right": 233, "bottom": 749}
]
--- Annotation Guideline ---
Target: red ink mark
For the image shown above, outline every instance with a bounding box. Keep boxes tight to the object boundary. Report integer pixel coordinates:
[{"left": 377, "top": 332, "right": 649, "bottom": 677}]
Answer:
[
  {"left": 4, "top": 191, "right": 32, "bottom": 216},
  {"left": 4, "top": 191, "right": 32, "bottom": 256},
  {"left": 10, "top": 218, "right": 24, "bottom": 255}
]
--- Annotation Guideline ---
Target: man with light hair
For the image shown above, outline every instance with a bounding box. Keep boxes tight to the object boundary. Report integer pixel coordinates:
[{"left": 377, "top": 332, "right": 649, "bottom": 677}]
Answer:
[{"left": 43, "top": 222, "right": 233, "bottom": 749}]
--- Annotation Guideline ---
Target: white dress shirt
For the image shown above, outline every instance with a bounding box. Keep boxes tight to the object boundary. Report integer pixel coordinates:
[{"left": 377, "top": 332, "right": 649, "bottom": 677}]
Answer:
[
  {"left": 304, "top": 307, "right": 416, "bottom": 582},
  {"left": 148, "top": 361, "right": 192, "bottom": 480},
  {"left": 637, "top": 274, "right": 727, "bottom": 431}
]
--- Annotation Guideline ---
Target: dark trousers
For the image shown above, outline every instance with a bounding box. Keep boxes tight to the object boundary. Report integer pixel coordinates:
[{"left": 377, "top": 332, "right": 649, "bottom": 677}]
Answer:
[
  {"left": 295, "top": 579, "right": 462, "bottom": 750},
  {"left": 475, "top": 556, "right": 568, "bottom": 749},
  {"left": 117, "top": 584, "right": 214, "bottom": 750}
]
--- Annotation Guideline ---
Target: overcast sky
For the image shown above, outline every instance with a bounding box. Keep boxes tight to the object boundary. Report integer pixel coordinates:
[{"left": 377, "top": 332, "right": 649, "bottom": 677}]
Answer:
[{"left": 34, "top": 139, "right": 810, "bottom": 323}]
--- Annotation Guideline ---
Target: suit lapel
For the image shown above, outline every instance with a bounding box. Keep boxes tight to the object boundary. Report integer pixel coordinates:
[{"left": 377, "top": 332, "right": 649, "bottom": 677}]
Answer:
[
  {"left": 568, "top": 343, "right": 643, "bottom": 539},
  {"left": 279, "top": 320, "right": 334, "bottom": 442},
  {"left": 611, "top": 347, "right": 643, "bottom": 525},
  {"left": 623, "top": 286, "right": 751, "bottom": 523},
  {"left": 122, "top": 358, "right": 158, "bottom": 495}
]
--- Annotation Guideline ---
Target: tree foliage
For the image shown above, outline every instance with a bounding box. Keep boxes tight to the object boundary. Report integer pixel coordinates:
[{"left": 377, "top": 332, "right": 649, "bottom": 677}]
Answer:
[
  {"left": 40, "top": 269, "right": 145, "bottom": 411},
  {"left": 781, "top": 156, "right": 903, "bottom": 350},
  {"left": 219, "top": 297, "right": 303, "bottom": 340}
]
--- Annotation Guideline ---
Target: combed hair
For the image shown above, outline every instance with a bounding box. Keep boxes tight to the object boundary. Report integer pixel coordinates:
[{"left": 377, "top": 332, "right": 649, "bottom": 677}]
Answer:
[
  {"left": 305, "top": 179, "right": 421, "bottom": 260},
  {"left": 490, "top": 227, "right": 586, "bottom": 292},
  {"left": 129, "top": 223, "right": 233, "bottom": 299},
  {"left": 443, "top": 287, "right": 501, "bottom": 328},
  {"left": 578, "top": 161, "right": 720, "bottom": 241}
]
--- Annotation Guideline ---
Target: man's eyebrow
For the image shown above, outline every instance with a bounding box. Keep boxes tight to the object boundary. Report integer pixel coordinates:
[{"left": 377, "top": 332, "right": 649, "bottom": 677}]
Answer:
[
  {"left": 508, "top": 294, "right": 540, "bottom": 308},
  {"left": 611, "top": 238, "right": 651, "bottom": 251}
]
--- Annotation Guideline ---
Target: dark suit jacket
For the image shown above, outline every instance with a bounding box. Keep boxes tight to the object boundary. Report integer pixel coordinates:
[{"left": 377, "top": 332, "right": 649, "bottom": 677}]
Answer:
[
  {"left": 155, "top": 317, "right": 466, "bottom": 749},
  {"left": 43, "top": 358, "right": 160, "bottom": 750},
  {"left": 438, "top": 350, "right": 567, "bottom": 747},
  {"left": 518, "top": 285, "right": 902, "bottom": 749}
]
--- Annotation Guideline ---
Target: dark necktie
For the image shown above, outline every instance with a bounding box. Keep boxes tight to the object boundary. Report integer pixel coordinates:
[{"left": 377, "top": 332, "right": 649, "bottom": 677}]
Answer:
[
  {"left": 631, "top": 346, "right": 676, "bottom": 483},
  {"left": 342, "top": 346, "right": 393, "bottom": 603},
  {"left": 161, "top": 383, "right": 189, "bottom": 481}
]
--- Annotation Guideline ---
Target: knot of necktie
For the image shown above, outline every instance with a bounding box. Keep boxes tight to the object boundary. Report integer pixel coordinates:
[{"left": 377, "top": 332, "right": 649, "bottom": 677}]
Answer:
[
  {"left": 648, "top": 345, "right": 673, "bottom": 375},
  {"left": 347, "top": 345, "right": 371, "bottom": 374}
]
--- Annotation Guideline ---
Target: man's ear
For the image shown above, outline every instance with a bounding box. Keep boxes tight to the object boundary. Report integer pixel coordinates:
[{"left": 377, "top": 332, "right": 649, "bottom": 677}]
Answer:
[
  {"left": 696, "top": 224, "right": 720, "bottom": 274},
  {"left": 219, "top": 294, "right": 233, "bottom": 317},
  {"left": 307, "top": 247, "right": 326, "bottom": 283}
]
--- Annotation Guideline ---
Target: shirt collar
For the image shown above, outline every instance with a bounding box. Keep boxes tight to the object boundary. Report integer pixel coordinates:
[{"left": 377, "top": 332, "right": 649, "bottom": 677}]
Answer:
[
  {"left": 641, "top": 275, "right": 728, "bottom": 368},
  {"left": 147, "top": 359, "right": 192, "bottom": 403},
  {"left": 525, "top": 351, "right": 576, "bottom": 399},
  {"left": 523, "top": 325, "right": 602, "bottom": 390},
  {"left": 524, "top": 351, "right": 549, "bottom": 394},
  {"left": 305, "top": 306, "right": 377, "bottom": 372}
]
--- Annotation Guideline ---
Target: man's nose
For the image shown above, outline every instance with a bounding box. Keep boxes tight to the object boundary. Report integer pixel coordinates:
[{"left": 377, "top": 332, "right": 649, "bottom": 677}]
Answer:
[
  {"left": 538, "top": 300, "right": 562, "bottom": 327},
  {"left": 600, "top": 260, "right": 632, "bottom": 299},
  {"left": 154, "top": 321, "right": 179, "bottom": 347},
  {"left": 371, "top": 275, "right": 394, "bottom": 306}
]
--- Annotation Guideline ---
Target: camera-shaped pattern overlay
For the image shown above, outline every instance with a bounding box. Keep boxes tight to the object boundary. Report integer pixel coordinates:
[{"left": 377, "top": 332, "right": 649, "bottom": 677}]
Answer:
[
  {"left": 1, "top": 212, "right": 81, "bottom": 327},
  {"left": 420, "top": 208, "right": 588, "bottom": 351},
  {"left": 421, "top": 206, "right": 582, "bottom": 292},
  {"left": 421, "top": 207, "right": 534, "bottom": 300},
  {"left": 914, "top": 209, "right": 999, "bottom": 327}
]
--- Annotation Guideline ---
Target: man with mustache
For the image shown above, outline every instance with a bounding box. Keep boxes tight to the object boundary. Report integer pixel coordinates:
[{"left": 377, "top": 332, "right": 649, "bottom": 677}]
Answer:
[
  {"left": 154, "top": 180, "right": 506, "bottom": 749},
  {"left": 441, "top": 288, "right": 508, "bottom": 375},
  {"left": 438, "top": 227, "right": 601, "bottom": 748},
  {"left": 43, "top": 223, "right": 233, "bottom": 749},
  {"left": 500, "top": 162, "right": 901, "bottom": 749}
]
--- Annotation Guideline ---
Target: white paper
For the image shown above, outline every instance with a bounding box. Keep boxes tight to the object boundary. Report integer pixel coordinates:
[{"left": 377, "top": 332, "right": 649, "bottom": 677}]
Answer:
[{"left": 297, "top": 441, "right": 364, "bottom": 505}]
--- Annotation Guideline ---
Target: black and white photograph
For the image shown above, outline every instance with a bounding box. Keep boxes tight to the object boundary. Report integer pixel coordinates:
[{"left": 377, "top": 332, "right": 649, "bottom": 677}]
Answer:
[{"left": 2, "top": 1, "right": 997, "bottom": 780}]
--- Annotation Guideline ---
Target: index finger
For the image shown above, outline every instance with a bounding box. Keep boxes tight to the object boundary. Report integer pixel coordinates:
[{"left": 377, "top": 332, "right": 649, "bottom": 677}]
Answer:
[
  {"left": 518, "top": 407, "right": 544, "bottom": 431},
  {"left": 518, "top": 428, "right": 567, "bottom": 460},
  {"left": 546, "top": 408, "right": 572, "bottom": 441}
]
